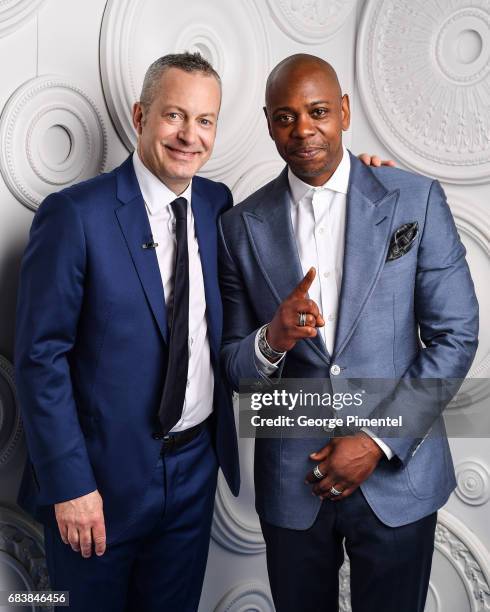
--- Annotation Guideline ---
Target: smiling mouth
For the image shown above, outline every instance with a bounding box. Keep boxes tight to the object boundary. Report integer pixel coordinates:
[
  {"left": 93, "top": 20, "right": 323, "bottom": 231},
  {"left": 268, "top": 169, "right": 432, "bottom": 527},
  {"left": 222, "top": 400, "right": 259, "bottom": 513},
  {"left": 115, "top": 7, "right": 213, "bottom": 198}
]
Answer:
[
  {"left": 165, "top": 146, "right": 202, "bottom": 159},
  {"left": 290, "top": 147, "right": 325, "bottom": 159}
]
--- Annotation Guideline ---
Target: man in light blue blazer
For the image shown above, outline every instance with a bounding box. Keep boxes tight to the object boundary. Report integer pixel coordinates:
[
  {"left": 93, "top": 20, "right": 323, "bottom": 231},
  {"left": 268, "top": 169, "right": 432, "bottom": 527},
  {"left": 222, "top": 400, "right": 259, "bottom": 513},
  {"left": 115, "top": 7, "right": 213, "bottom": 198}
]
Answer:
[{"left": 219, "top": 54, "right": 479, "bottom": 612}]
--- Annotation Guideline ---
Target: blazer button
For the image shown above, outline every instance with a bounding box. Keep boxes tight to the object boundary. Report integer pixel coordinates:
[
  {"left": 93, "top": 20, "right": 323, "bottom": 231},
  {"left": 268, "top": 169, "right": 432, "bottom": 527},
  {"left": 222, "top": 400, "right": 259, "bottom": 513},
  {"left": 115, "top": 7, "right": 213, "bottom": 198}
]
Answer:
[
  {"left": 152, "top": 432, "right": 164, "bottom": 440},
  {"left": 330, "top": 364, "right": 341, "bottom": 376}
]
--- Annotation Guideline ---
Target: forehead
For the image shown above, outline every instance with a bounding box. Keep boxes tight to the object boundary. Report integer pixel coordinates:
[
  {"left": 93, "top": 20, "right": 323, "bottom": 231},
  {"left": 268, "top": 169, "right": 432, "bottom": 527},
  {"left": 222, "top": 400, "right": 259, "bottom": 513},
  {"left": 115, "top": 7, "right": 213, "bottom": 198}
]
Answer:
[
  {"left": 268, "top": 65, "right": 339, "bottom": 108},
  {"left": 152, "top": 67, "right": 221, "bottom": 109}
]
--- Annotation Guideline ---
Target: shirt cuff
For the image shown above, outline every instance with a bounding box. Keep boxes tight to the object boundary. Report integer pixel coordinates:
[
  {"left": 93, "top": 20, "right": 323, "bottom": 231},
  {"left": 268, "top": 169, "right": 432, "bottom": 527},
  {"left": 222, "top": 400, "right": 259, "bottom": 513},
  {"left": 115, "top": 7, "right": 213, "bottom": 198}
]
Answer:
[
  {"left": 254, "top": 326, "right": 286, "bottom": 375},
  {"left": 361, "top": 427, "right": 394, "bottom": 460}
]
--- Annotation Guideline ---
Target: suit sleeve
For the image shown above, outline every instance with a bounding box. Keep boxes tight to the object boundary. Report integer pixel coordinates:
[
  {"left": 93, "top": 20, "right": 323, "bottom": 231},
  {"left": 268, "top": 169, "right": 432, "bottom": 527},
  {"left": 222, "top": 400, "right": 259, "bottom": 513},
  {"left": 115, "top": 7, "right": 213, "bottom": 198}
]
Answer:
[
  {"left": 15, "top": 191, "right": 97, "bottom": 505},
  {"left": 218, "top": 215, "right": 281, "bottom": 391},
  {"left": 371, "top": 180, "right": 479, "bottom": 464}
]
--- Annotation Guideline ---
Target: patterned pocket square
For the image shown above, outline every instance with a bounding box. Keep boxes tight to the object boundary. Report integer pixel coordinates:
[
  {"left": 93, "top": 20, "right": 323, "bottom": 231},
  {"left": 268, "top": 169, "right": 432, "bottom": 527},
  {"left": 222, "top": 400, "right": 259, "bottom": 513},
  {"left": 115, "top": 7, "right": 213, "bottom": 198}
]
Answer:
[{"left": 386, "top": 222, "right": 419, "bottom": 261}]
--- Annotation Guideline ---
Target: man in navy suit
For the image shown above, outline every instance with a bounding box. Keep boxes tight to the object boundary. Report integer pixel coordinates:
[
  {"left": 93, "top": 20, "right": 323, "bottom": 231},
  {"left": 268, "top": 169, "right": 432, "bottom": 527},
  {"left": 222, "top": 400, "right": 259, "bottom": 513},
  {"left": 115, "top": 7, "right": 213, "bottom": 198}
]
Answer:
[
  {"left": 15, "top": 52, "right": 239, "bottom": 612},
  {"left": 219, "top": 54, "right": 479, "bottom": 612}
]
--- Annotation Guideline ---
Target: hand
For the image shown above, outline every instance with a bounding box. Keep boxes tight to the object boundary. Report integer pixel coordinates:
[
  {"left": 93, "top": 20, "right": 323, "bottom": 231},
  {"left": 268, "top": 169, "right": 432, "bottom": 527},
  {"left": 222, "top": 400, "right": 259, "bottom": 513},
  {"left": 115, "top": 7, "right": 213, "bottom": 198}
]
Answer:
[
  {"left": 304, "top": 432, "right": 383, "bottom": 501},
  {"left": 267, "top": 267, "right": 325, "bottom": 353},
  {"left": 55, "top": 489, "right": 106, "bottom": 558},
  {"left": 358, "top": 153, "right": 396, "bottom": 167}
]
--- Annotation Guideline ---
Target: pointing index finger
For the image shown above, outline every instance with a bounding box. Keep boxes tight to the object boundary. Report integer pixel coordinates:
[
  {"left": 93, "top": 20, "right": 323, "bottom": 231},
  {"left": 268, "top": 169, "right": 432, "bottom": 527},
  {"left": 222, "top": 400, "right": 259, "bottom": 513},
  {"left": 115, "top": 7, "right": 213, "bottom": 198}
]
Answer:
[{"left": 291, "top": 267, "right": 316, "bottom": 299}]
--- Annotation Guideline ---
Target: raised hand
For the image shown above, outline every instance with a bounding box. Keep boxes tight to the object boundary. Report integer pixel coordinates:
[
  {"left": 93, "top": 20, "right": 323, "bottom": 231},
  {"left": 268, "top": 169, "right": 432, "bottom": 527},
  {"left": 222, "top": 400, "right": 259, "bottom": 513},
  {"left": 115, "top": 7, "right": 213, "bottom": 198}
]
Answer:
[{"left": 266, "top": 267, "right": 325, "bottom": 353}]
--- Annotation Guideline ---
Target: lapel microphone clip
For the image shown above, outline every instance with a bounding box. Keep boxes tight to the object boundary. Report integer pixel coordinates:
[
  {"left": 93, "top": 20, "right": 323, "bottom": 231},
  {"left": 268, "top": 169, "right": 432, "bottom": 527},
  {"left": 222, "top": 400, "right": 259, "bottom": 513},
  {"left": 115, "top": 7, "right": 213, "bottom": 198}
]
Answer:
[{"left": 142, "top": 237, "right": 159, "bottom": 249}]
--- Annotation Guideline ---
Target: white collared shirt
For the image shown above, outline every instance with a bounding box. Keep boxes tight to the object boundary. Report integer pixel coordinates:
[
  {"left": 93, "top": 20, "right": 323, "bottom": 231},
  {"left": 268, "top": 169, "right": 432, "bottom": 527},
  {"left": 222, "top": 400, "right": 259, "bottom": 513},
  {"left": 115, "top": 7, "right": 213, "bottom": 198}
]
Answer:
[
  {"left": 254, "top": 146, "right": 393, "bottom": 459},
  {"left": 133, "top": 151, "right": 213, "bottom": 432}
]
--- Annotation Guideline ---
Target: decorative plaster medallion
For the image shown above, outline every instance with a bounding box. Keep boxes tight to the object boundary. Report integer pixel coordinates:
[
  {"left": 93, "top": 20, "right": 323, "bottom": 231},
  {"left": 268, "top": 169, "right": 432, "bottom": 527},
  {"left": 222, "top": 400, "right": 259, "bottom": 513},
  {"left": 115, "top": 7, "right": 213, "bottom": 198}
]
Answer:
[
  {"left": 0, "top": 76, "right": 107, "bottom": 211},
  {"left": 100, "top": 0, "right": 269, "bottom": 177},
  {"left": 214, "top": 582, "right": 274, "bottom": 612},
  {"left": 432, "top": 509, "right": 490, "bottom": 610},
  {"left": 357, "top": 0, "right": 490, "bottom": 183},
  {"left": 456, "top": 459, "right": 490, "bottom": 506},
  {"left": 0, "top": 0, "right": 46, "bottom": 38},
  {"left": 266, "top": 0, "right": 356, "bottom": 43},
  {"left": 0, "top": 507, "right": 51, "bottom": 610},
  {"left": 0, "top": 356, "right": 22, "bottom": 467}
]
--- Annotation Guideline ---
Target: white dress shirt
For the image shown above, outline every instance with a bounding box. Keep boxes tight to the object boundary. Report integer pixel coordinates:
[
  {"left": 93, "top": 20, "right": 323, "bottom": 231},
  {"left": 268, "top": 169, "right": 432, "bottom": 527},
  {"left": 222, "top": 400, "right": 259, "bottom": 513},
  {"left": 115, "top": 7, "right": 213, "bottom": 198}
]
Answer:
[
  {"left": 254, "top": 146, "right": 393, "bottom": 459},
  {"left": 133, "top": 151, "right": 213, "bottom": 432}
]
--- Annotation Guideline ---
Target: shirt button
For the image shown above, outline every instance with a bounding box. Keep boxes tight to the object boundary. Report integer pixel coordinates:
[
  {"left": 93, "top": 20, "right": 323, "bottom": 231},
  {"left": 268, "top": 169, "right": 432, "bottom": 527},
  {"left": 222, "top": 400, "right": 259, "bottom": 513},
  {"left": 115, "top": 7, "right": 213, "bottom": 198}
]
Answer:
[
  {"left": 319, "top": 227, "right": 325, "bottom": 234},
  {"left": 152, "top": 431, "right": 164, "bottom": 440},
  {"left": 330, "top": 364, "right": 341, "bottom": 376},
  {"left": 328, "top": 314, "right": 335, "bottom": 322},
  {"left": 323, "top": 272, "right": 330, "bottom": 278},
  {"left": 186, "top": 380, "right": 190, "bottom": 388}
]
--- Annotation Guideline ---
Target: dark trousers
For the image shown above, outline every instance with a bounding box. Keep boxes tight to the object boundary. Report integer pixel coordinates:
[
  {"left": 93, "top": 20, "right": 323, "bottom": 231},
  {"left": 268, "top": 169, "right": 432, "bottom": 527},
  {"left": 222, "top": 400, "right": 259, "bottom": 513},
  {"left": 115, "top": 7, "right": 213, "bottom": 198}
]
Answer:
[
  {"left": 43, "top": 425, "right": 218, "bottom": 612},
  {"left": 261, "top": 488, "right": 437, "bottom": 612}
]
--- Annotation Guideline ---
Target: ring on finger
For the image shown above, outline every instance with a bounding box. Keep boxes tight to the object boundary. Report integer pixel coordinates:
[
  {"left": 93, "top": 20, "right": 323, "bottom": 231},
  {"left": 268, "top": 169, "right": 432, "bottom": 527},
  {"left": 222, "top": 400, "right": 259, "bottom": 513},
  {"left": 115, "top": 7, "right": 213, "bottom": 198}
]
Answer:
[
  {"left": 329, "top": 486, "right": 343, "bottom": 496},
  {"left": 313, "top": 465, "right": 325, "bottom": 480},
  {"left": 298, "top": 312, "right": 307, "bottom": 327}
]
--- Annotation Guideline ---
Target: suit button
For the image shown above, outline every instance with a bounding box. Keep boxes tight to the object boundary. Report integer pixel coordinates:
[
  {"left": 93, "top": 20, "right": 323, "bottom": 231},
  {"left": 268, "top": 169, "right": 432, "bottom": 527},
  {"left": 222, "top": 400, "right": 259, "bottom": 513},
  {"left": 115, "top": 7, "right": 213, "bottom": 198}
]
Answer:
[
  {"left": 152, "top": 432, "right": 164, "bottom": 440},
  {"left": 330, "top": 364, "right": 341, "bottom": 376}
]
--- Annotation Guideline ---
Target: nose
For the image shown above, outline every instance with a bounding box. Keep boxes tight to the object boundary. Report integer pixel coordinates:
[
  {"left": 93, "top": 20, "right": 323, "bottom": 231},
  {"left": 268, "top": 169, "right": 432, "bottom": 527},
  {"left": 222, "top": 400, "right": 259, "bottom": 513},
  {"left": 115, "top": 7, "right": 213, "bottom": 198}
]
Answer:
[
  {"left": 291, "top": 113, "right": 315, "bottom": 139},
  {"left": 177, "top": 120, "right": 197, "bottom": 145}
]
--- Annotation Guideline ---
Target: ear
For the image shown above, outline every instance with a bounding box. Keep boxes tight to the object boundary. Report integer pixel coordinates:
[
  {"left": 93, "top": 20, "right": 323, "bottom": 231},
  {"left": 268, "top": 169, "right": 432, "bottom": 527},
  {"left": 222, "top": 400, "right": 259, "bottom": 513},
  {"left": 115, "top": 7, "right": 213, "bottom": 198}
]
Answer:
[
  {"left": 263, "top": 106, "right": 273, "bottom": 139},
  {"left": 132, "top": 102, "right": 144, "bottom": 135},
  {"left": 341, "top": 94, "right": 350, "bottom": 132}
]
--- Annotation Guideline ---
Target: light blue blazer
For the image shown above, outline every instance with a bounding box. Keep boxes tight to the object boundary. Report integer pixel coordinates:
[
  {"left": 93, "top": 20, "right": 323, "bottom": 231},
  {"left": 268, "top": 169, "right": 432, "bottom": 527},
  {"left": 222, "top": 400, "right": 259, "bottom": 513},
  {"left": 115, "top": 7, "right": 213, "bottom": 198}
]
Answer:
[{"left": 218, "top": 152, "right": 478, "bottom": 529}]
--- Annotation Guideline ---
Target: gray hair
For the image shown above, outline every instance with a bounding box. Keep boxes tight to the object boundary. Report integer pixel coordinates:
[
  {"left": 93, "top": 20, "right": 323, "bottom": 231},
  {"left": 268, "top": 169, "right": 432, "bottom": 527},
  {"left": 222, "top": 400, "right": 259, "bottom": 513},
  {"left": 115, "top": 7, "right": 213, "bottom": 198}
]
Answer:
[{"left": 140, "top": 52, "right": 221, "bottom": 109}]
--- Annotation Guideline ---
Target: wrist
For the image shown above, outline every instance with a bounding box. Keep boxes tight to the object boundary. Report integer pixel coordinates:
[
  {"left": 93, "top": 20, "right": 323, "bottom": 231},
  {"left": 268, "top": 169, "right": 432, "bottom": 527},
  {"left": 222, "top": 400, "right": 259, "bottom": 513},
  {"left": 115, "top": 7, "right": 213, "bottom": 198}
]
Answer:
[
  {"left": 356, "top": 431, "right": 384, "bottom": 461},
  {"left": 258, "top": 324, "right": 285, "bottom": 362}
]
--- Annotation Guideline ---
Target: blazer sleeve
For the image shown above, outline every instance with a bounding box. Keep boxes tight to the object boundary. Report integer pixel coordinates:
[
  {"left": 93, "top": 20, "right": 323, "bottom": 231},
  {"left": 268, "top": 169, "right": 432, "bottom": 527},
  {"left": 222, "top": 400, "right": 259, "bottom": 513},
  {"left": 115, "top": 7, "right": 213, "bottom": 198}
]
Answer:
[
  {"left": 14, "top": 191, "right": 97, "bottom": 505},
  {"left": 218, "top": 215, "right": 279, "bottom": 391},
  {"left": 371, "top": 180, "right": 479, "bottom": 464}
]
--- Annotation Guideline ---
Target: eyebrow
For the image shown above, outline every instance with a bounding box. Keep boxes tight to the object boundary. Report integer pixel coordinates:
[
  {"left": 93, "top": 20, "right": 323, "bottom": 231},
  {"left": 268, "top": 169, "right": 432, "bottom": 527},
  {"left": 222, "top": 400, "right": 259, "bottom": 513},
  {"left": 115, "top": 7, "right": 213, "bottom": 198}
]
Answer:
[
  {"left": 272, "top": 100, "right": 333, "bottom": 113},
  {"left": 162, "top": 105, "right": 217, "bottom": 118}
]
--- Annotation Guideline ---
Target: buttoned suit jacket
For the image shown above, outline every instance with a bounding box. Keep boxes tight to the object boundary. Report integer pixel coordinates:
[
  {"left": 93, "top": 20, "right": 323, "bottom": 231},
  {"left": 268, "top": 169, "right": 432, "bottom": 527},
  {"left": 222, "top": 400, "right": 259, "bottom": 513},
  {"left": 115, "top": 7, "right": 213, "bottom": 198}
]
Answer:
[
  {"left": 218, "top": 152, "right": 478, "bottom": 529},
  {"left": 15, "top": 156, "right": 240, "bottom": 544}
]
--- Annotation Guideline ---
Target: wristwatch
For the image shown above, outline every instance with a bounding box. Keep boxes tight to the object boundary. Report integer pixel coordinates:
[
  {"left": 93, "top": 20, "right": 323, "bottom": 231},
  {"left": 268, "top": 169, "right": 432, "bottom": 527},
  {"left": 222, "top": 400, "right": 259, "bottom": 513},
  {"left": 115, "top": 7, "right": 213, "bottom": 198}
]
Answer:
[{"left": 258, "top": 324, "right": 285, "bottom": 363}]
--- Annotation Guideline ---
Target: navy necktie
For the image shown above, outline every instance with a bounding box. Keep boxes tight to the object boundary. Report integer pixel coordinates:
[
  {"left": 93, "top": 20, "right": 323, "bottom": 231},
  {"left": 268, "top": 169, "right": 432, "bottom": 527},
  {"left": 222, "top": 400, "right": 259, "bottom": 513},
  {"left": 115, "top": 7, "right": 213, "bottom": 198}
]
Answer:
[{"left": 158, "top": 197, "right": 189, "bottom": 434}]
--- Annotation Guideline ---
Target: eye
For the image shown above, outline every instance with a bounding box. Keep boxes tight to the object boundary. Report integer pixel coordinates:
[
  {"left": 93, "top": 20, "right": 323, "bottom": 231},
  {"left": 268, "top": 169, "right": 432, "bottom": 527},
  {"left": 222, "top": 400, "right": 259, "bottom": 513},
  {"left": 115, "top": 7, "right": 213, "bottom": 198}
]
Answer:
[
  {"left": 199, "top": 118, "right": 213, "bottom": 126},
  {"left": 275, "top": 114, "right": 294, "bottom": 124},
  {"left": 312, "top": 108, "right": 329, "bottom": 117},
  {"left": 167, "top": 112, "right": 182, "bottom": 121}
]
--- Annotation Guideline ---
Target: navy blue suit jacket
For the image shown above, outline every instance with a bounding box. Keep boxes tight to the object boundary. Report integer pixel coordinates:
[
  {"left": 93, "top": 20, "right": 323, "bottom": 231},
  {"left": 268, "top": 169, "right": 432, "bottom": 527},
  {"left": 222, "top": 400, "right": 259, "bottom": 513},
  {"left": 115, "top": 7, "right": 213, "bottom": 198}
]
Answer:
[{"left": 15, "top": 156, "right": 239, "bottom": 543}]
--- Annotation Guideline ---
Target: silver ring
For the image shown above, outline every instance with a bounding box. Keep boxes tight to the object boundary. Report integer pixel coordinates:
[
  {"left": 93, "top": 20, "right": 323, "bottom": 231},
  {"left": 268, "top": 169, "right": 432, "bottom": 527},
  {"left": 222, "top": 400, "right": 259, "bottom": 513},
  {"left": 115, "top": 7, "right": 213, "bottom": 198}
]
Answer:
[
  {"left": 313, "top": 465, "right": 324, "bottom": 480},
  {"left": 329, "top": 486, "right": 343, "bottom": 496},
  {"left": 298, "top": 312, "right": 307, "bottom": 327}
]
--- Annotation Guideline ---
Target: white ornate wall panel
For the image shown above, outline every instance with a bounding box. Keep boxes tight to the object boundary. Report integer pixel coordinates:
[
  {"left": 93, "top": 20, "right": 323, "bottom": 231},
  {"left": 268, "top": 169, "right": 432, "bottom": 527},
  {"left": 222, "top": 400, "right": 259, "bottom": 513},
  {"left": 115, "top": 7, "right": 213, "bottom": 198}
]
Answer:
[
  {"left": 357, "top": 0, "right": 490, "bottom": 184},
  {"left": 0, "top": 1, "right": 487, "bottom": 611}
]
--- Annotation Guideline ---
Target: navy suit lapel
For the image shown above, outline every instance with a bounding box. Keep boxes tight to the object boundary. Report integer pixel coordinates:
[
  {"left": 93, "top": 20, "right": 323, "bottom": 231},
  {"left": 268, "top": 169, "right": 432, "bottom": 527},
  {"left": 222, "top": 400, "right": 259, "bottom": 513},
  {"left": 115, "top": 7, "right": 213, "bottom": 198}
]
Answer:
[
  {"left": 243, "top": 168, "right": 330, "bottom": 365},
  {"left": 191, "top": 178, "right": 220, "bottom": 363},
  {"left": 114, "top": 156, "right": 169, "bottom": 343},
  {"left": 333, "top": 153, "right": 400, "bottom": 359}
]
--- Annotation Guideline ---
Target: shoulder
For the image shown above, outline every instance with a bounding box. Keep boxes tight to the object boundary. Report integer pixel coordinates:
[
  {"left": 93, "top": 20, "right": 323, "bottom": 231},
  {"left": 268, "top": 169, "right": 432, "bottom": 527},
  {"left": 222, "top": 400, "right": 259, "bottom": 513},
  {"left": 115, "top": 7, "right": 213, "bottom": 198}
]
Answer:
[
  {"left": 368, "top": 165, "right": 435, "bottom": 198},
  {"left": 220, "top": 173, "right": 281, "bottom": 228},
  {"left": 38, "top": 168, "right": 117, "bottom": 219},
  {"left": 194, "top": 175, "right": 233, "bottom": 215}
]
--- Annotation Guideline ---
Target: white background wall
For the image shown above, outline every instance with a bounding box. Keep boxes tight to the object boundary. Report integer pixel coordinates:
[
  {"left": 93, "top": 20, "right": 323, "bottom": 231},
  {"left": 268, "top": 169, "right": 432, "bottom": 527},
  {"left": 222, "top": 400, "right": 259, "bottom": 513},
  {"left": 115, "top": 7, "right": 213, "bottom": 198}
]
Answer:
[{"left": 0, "top": 1, "right": 489, "bottom": 610}]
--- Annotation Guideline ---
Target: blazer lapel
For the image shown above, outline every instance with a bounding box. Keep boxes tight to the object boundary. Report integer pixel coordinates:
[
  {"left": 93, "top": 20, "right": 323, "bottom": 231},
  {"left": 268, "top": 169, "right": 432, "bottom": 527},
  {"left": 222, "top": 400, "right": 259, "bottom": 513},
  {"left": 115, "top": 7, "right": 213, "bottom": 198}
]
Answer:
[
  {"left": 333, "top": 154, "right": 400, "bottom": 359},
  {"left": 114, "top": 156, "right": 169, "bottom": 343},
  {"left": 191, "top": 179, "right": 220, "bottom": 363},
  {"left": 243, "top": 168, "right": 330, "bottom": 364}
]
